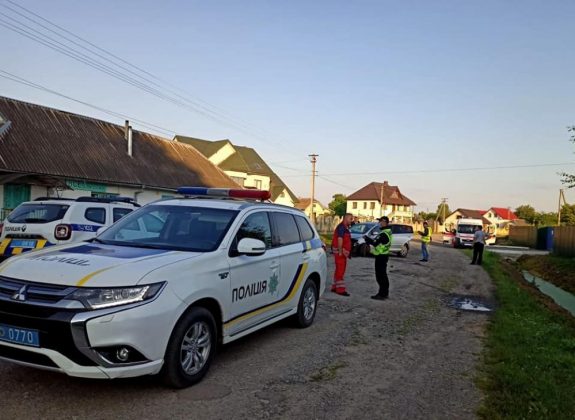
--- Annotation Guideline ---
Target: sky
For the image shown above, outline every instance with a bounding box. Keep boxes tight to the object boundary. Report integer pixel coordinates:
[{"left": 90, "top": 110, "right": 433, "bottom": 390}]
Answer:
[{"left": 1, "top": 0, "right": 574, "bottom": 212}]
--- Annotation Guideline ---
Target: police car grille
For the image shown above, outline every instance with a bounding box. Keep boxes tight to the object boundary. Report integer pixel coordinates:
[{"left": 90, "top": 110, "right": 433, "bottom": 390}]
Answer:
[{"left": 0, "top": 277, "right": 75, "bottom": 304}]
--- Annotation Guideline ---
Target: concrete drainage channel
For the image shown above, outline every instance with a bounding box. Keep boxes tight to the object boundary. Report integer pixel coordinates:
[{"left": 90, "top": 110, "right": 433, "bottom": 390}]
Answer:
[
  {"left": 446, "top": 295, "right": 494, "bottom": 313},
  {"left": 522, "top": 271, "right": 575, "bottom": 317}
]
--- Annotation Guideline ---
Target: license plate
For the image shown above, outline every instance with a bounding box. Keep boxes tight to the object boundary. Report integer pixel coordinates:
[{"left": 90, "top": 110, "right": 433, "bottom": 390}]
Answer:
[
  {"left": 0, "top": 324, "right": 40, "bottom": 347},
  {"left": 11, "top": 239, "right": 37, "bottom": 248}
]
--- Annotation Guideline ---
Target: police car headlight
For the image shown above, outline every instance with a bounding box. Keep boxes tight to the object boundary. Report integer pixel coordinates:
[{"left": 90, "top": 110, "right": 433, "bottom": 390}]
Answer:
[{"left": 69, "top": 283, "right": 165, "bottom": 310}]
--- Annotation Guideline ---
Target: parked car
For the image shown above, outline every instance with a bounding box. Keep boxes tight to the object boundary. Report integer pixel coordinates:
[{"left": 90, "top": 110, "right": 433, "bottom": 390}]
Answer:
[
  {"left": 0, "top": 187, "right": 327, "bottom": 388},
  {"left": 350, "top": 222, "right": 414, "bottom": 257},
  {"left": 0, "top": 197, "right": 138, "bottom": 260}
]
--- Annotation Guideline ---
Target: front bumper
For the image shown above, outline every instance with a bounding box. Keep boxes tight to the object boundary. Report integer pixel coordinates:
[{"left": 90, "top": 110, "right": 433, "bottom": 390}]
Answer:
[{"left": 0, "top": 284, "right": 184, "bottom": 379}]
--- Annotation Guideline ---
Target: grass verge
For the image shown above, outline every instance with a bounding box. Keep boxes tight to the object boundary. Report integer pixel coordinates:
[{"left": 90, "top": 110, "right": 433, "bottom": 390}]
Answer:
[{"left": 477, "top": 251, "right": 575, "bottom": 419}]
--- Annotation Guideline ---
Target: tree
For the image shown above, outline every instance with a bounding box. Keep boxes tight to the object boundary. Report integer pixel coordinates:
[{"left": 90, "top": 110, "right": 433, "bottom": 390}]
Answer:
[
  {"left": 515, "top": 205, "right": 537, "bottom": 224},
  {"left": 560, "top": 204, "right": 575, "bottom": 226},
  {"left": 534, "top": 212, "right": 558, "bottom": 227},
  {"left": 561, "top": 126, "right": 575, "bottom": 188},
  {"left": 328, "top": 194, "right": 347, "bottom": 216},
  {"left": 435, "top": 202, "right": 450, "bottom": 224}
]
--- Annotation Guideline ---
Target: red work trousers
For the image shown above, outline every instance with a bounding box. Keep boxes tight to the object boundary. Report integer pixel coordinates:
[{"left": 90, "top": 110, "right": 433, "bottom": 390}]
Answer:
[{"left": 332, "top": 254, "right": 348, "bottom": 293}]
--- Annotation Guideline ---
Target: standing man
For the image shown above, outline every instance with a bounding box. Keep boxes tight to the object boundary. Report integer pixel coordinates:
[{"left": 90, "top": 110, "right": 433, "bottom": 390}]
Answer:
[
  {"left": 471, "top": 225, "right": 486, "bottom": 265},
  {"left": 364, "top": 216, "right": 392, "bottom": 300},
  {"left": 418, "top": 221, "right": 432, "bottom": 262},
  {"left": 331, "top": 213, "right": 353, "bottom": 296}
]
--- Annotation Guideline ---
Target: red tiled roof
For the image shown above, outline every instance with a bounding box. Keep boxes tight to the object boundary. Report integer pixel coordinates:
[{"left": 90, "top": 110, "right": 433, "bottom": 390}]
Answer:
[
  {"left": 347, "top": 182, "right": 416, "bottom": 206},
  {"left": 489, "top": 207, "right": 518, "bottom": 220}
]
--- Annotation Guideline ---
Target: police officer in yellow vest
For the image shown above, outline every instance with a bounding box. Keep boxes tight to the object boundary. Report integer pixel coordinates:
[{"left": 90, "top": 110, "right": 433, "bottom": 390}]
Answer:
[
  {"left": 364, "top": 216, "right": 392, "bottom": 300},
  {"left": 418, "top": 221, "right": 432, "bottom": 262}
]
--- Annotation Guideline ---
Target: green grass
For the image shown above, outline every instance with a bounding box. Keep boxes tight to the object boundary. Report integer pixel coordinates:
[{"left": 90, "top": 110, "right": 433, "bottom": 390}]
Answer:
[
  {"left": 477, "top": 251, "right": 575, "bottom": 419},
  {"left": 319, "top": 233, "right": 332, "bottom": 247}
]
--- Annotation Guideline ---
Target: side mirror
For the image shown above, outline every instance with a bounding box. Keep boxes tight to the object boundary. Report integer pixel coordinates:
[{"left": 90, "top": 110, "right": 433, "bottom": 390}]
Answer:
[{"left": 237, "top": 238, "right": 266, "bottom": 256}]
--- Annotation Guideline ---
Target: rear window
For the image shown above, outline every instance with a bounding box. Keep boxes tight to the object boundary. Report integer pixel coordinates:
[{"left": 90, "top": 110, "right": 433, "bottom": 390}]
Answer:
[
  {"left": 271, "top": 212, "right": 301, "bottom": 246},
  {"left": 295, "top": 216, "right": 315, "bottom": 241},
  {"left": 7, "top": 204, "right": 70, "bottom": 223},
  {"left": 85, "top": 208, "right": 106, "bottom": 224},
  {"left": 391, "top": 225, "right": 413, "bottom": 234}
]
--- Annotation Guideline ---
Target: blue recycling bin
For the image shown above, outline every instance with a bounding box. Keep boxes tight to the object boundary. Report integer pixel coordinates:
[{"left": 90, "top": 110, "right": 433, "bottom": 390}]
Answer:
[{"left": 536, "top": 227, "right": 554, "bottom": 251}]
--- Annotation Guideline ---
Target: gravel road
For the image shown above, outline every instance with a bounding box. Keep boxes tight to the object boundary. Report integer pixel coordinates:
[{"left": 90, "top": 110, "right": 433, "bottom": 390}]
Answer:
[{"left": 0, "top": 243, "right": 494, "bottom": 419}]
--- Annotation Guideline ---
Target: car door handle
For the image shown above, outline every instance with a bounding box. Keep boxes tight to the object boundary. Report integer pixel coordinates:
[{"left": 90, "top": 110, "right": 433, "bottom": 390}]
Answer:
[{"left": 270, "top": 261, "right": 280, "bottom": 269}]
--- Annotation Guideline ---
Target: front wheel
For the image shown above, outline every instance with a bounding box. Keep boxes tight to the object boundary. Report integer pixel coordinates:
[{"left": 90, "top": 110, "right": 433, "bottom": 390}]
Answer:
[
  {"left": 294, "top": 278, "right": 318, "bottom": 328},
  {"left": 161, "top": 307, "right": 217, "bottom": 388}
]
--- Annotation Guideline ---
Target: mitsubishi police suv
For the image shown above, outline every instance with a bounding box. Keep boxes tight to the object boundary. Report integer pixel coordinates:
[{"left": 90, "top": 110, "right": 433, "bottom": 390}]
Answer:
[
  {"left": 0, "top": 196, "right": 138, "bottom": 260},
  {"left": 0, "top": 188, "right": 327, "bottom": 388}
]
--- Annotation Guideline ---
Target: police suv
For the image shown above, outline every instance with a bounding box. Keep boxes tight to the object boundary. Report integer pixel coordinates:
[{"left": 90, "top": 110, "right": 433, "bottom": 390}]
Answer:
[
  {"left": 0, "top": 197, "right": 138, "bottom": 259},
  {"left": 0, "top": 188, "right": 327, "bottom": 388}
]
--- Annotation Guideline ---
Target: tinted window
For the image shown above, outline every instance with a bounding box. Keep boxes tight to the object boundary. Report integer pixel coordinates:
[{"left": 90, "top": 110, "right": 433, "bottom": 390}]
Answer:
[
  {"left": 272, "top": 212, "right": 300, "bottom": 246},
  {"left": 7, "top": 204, "right": 69, "bottom": 223},
  {"left": 113, "top": 208, "right": 132, "bottom": 222},
  {"left": 350, "top": 223, "right": 375, "bottom": 234},
  {"left": 85, "top": 208, "right": 106, "bottom": 224},
  {"left": 235, "top": 212, "right": 272, "bottom": 248},
  {"left": 98, "top": 205, "right": 238, "bottom": 252},
  {"left": 295, "top": 216, "right": 314, "bottom": 241}
]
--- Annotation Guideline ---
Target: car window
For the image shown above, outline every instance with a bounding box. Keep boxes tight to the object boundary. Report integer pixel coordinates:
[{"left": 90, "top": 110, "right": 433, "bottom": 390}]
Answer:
[
  {"left": 113, "top": 208, "right": 132, "bottom": 223},
  {"left": 98, "top": 205, "right": 238, "bottom": 252},
  {"left": 235, "top": 212, "right": 272, "bottom": 249},
  {"left": 295, "top": 216, "right": 314, "bottom": 241},
  {"left": 7, "top": 204, "right": 69, "bottom": 223},
  {"left": 271, "top": 212, "right": 300, "bottom": 246},
  {"left": 85, "top": 207, "right": 106, "bottom": 224},
  {"left": 350, "top": 223, "right": 372, "bottom": 234}
]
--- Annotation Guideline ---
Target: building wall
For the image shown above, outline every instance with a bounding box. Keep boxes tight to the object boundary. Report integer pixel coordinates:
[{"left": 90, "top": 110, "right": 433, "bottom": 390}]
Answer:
[
  {"left": 243, "top": 174, "right": 270, "bottom": 191},
  {"left": 273, "top": 189, "right": 296, "bottom": 207},
  {"left": 209, "top": 143, "right": 236, "bottom": 166},
  {"left": 346, "top": 200, "right": 413, "bottom": 222}
]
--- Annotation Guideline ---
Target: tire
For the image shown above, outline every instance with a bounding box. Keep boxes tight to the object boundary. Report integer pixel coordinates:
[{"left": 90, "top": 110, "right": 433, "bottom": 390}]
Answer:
[
  {"left": 359, "top": 243, "right": 370, "bottom": 258},
  {"left": 294, "top": 278, "right": 318, "bottom": 328},
  {"left": 397, "top": 243, "right": 409, "bottom": 258},
  {"left": 161, "top": 307, "right": 217, "bottom": 388}
]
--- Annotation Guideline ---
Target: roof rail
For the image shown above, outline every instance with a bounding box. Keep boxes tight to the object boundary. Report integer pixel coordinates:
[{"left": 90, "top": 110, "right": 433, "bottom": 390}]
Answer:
[
  {"left": 75, "top": 196, "right": 141, "bottom": 207},
  {"left": 34, "top": 197, "right": 75, "bottom": 201}
]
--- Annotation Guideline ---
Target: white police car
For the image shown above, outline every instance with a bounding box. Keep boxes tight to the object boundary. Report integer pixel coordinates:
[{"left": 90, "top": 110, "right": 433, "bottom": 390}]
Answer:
[
  {"left": 0, "top": 197, "right": 138, "bottom": 259},
  {"left": 0, "top": 188, "right": 327, "bottom": 388}
]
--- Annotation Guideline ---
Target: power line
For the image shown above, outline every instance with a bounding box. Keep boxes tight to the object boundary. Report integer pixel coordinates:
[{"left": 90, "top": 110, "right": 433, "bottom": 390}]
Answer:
[
  {"left": 280, "top": 162, "right": 575, "bottom": 178},
  {"left": 0, "top": 2, "right": 303, "bottom": 157},
  {"left": 0, "top": 69, "right": 175, "bottom": 136}
]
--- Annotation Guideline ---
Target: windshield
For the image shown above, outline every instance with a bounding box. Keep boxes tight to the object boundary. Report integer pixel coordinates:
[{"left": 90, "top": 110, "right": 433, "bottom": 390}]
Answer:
[
  {"left": 97, "top": 205, "right": 239, "bottom": 252},
  {"left": 458, "top": 224, "right": 479, "bottom": 234},
  {"left": 7, "top": 203, "right": 70, "bottom": 223},
  {"left": 350, "top": 223, "right": 375, "bottom": 234}
]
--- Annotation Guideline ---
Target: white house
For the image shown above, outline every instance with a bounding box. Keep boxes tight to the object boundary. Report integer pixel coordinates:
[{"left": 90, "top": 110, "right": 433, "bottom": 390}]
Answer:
[
  {"left": 295, "top": 198, "right": 330, "bottom": 219},
  {"left": 175, "top": 136, "right": 299, "bottom": 207},
  {"left": 346, "top": 181, "right": 416, "bottom": 223}
]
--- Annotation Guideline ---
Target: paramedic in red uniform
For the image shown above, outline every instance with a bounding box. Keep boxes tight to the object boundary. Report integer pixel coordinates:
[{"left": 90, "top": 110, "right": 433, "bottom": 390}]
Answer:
[{"left": 331, "top": 213, "right": 353, "bottom": 296}]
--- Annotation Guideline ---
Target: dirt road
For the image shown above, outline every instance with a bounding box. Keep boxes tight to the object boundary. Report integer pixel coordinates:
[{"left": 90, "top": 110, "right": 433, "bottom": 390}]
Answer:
[{"left": 0, "top": 243, "right": 494, "bottom": 419}]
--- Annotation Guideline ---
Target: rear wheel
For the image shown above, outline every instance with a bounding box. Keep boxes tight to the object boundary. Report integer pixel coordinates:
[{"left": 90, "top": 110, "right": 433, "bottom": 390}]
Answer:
[
  {"left": 161, "top": 307, "right": 217, "bottom": 388},
  {"left": 294, "top": 278, "right": 318, "bottom": 328},
  {"left": 397, "top": 243, "right": 409, "bottom": 258}
]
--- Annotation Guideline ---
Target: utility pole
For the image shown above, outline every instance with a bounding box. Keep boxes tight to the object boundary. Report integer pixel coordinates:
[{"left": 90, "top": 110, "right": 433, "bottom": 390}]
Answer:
[
  {"left": 436, "top": 198, "right": 448, "bottom": 223},
  {"left": 309, "top": 154, "right": 318, "bottom": 224},
  {"left": 558, "top": 189, "right": 567, "bottom": 225}
]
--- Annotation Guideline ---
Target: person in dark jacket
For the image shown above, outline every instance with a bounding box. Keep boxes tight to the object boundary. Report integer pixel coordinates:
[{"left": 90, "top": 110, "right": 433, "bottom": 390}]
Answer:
[{"left": 363, "top": 216, "right": 393, "bottom": 300}]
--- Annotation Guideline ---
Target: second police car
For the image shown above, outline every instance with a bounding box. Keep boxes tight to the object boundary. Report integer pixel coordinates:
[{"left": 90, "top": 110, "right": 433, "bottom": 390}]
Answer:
[{"left": 0, "top": 188, "right": 327, "bottom": 388}]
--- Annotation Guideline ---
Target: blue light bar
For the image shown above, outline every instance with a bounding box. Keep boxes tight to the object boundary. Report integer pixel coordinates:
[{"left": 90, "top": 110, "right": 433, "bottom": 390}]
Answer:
[{"left": 177, "top": 187, "right": 271, "bottom": 200}]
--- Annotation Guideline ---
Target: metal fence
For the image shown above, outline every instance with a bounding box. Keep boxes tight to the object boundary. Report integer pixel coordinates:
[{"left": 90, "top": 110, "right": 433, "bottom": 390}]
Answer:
[
  {"left": 554, "top": 226, "right": 575, "bottom": 257},
  {"left": 509, "top": 226, "right": 538, "bottom": 248}
]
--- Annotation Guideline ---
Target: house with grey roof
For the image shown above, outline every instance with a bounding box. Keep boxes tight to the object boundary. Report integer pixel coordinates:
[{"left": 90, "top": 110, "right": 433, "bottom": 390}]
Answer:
[
  {"left": 0, "top": 96, "right": 238, "bottom": 215},
  {"left": 174, "top": 136, "right": 299, "bottom": 207}
]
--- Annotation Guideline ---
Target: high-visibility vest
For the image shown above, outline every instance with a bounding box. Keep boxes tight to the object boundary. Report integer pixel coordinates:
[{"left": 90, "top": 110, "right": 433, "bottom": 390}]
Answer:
[
  {"left": 421, "top": 227, "right": 433, "bottom": 243},
  {"left": 371, "top": 228, "right": 392, "bottom": 255}
]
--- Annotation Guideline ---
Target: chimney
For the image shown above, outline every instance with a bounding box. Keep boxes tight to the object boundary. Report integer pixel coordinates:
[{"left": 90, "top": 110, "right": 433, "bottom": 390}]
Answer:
[
  {"left": 124, "top": 120, "right": 129, "bottom": 140},
  {"left": 127, "top": 125, "right": 133, "bottom": 157}
]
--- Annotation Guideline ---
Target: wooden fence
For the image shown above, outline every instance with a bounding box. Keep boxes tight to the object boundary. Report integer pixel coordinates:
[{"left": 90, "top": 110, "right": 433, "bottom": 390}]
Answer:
[
  {"left": 509, "top": 226, "right": 538, "bottom": 248},
  {"left": 554, "top": 226, "right": 575, "bottom": 257}
]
